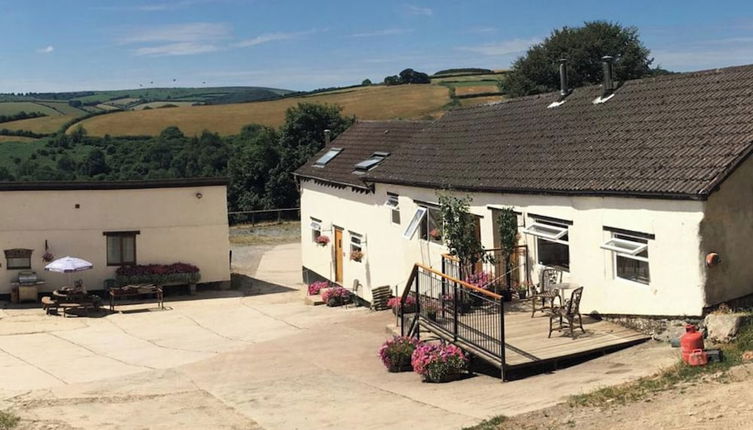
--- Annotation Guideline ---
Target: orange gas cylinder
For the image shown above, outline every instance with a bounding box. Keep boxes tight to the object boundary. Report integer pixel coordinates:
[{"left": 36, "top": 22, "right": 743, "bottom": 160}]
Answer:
[{"left": 680, "top": 324, "right": 704, "bottom": 364}]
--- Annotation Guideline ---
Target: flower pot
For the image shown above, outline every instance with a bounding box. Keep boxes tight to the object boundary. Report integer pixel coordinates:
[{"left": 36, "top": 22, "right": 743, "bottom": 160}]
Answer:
[
  {"left": 501, "top": 289, "right": 513, "bottom": 302},
  {"left": 517, "top": 290, "right": 527, "bottom": 299},
  {"left": 327, "top": 296, "right": 343, "bottom": 307},
  {"left": 422, "top": 372, "right": 464, "bottom": 383},
  {"left": 387, "top": 362, "right": 413, "bottom": 372},
  {"left": 392, "top": 304, "right": 416, "bottom": 316}
]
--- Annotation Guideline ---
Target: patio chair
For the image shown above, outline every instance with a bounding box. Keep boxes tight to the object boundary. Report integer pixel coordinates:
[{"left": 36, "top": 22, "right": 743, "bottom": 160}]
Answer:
[
  {"left": 530, "top": 268, "right": 562, "bottom": 317},
  {"left": 548, "top": 286, "right": 585, "bottom": 339}
]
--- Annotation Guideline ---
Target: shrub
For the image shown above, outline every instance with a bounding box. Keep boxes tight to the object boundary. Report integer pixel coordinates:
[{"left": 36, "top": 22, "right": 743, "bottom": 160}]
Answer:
[
  {"left": 411, "top": 343, "right": 468, "bottom": 382},
  {"left": 378, "top": 336, "right": 420, "bottom": 371},
  {"left": 387, "top": 295, "right": 416, "bottom": 310},
  {"left": 308, "top": 281, "right": 329, "bottom": 296},
  {"left": 321, "top": 286, "right": 350, "bottom": 306}
]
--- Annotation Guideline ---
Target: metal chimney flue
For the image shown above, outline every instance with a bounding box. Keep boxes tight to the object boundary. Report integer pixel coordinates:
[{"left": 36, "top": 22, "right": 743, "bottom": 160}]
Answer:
[
  {"left": 558, "top": 58, "right": 569, "bottom": 97},
  {"left": 601, "top": 55, "right": 615, "bottom": 96},
  {"left": 324, "top": 129, "right": 331, "bottom": 146}
]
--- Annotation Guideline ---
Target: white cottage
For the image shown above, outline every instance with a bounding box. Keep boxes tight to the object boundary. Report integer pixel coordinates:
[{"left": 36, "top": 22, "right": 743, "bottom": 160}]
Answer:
[{"left": 295, "top": 63, "right": 753, "bottom": 318}]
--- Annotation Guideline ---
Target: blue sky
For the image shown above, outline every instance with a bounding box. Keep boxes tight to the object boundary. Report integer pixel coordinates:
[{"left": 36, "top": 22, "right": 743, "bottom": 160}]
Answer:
[{"left": 4, "top": 0, "right": 753, "bottom": 92}]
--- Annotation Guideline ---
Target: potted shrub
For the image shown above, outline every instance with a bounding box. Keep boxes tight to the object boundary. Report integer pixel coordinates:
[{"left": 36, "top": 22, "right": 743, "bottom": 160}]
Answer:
[
  {"left": 307, "top": 281, "right": 329, "bottom": 296},
  {"left": 411, "top": 343, "right": 468, "bottom": 383},
  {"left": 500, "top": 288, "right": 513, "bottom": 302},
  {"left": 350, "top": 250, "right": 364, "bottom": 262},
  {"left": 378, "top": 336, "right": 420, "bottom": 372},
  {"left": 321, "top": 286, "right": 350, "bottom": 306},
  {"left": 388, "top": 295, "right": 416, "bottom": 316},
  {"left": 315, "top": 235, "right": 330, "bottom": 246},
  {"left": 423, "top": 300, "right": 441, "bottom": 321},
  {"left": 516, "top": 282, "right": 531, "bottom": 300}
]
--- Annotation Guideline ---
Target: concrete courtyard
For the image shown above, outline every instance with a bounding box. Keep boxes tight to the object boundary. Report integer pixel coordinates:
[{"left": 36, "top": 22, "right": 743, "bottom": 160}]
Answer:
[{"left": 0, "top": 242, "right": 677, "bottom": 429}]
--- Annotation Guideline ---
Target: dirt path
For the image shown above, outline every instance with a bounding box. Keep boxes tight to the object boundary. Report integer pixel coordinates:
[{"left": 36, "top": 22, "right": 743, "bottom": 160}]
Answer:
[{"left": 496, "top": 364, "right": 753, "bottom": 430}]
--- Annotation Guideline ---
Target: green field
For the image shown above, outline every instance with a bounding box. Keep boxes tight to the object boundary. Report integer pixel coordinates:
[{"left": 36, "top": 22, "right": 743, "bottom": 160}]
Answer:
[{"left": 0, "top": 102, "right": 59, "bottom": 116}]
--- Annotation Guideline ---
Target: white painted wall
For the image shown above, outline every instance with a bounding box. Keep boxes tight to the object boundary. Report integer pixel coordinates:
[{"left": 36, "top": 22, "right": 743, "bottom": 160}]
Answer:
[
  {"left": 300, "top": 180, "right": 707, "bottom": 316},
  {"left": 0, "top": 185, "right": 230, "bottom": 294}
]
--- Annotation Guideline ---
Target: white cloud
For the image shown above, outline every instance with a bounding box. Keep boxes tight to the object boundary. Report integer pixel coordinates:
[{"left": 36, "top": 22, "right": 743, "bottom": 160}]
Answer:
[
  {"left": 37, "top": 45, "right": 54, "bottom": 54},
  {"left": 133, "top": 42, "right": 221, "bottom": 56},
  {"left": 234, "top": 30, "right": 318, "bottom": 48},
  {"left": 350, "top": 28, "right": 412, "bottom": 38},
  {"left": 404, "top": 4, "right": 432, "bottom": 16},
  {"left": 457, "top": 38, "right": 539, "bottom": 56},
  {"left": 118, "top": 22, "right": 231, "bottom": 44}
]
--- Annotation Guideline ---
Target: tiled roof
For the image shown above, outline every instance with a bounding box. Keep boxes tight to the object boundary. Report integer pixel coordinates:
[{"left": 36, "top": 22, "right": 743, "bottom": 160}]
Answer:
[
  {"left": 365, "top": 64, "right": 753, "bottom": 200},
  {"left": 294, "top": 120, "right": 429, "bottom": 189}
]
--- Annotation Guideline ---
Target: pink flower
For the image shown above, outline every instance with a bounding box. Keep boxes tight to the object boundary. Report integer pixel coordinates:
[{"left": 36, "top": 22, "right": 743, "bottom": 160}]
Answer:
[
  {"left": 307, "top": 281, "right": 329, "bottom": 296},
  {"left": 387, "top": 295, "right": 416, "bottom": 310}
]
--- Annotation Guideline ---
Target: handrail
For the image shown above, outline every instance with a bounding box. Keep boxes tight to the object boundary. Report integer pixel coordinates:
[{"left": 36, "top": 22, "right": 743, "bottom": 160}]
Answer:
[{"left": 414, "top": 263, "right": 501, "bottom": 300}]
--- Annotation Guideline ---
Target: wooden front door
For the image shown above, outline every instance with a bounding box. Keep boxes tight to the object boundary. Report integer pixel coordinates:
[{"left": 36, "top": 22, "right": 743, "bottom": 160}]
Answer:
[{"left": 334, "top": 228, "right": 344, "bottom": 283}]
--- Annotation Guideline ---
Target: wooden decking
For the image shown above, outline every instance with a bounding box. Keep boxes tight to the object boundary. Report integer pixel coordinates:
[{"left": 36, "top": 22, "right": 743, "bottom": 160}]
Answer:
[{"left": 419, "top": 301, "right": 650, "bottom": 370}]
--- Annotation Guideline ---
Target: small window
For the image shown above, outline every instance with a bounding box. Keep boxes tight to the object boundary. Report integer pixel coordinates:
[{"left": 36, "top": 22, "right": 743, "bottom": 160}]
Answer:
[
  {"left": 314, "top": 148, "right": 342, "bottom": 167},
  {"left": 350, "top": 233, "right": 363, "bottom": 253},
  {"left": 420, "top": 206, "right": 443, "bottom": 244},
  {"left": 603, "top": 232, "right": 650, "bottom": 284},
  {"left": 386, "top": 194, "right": 400, "bottom": 224},
  {"left": 403, "top": 207, "right": 427, "bottom": 239},
  {"left": 354, "top": 151, "right": 389, "bottom": 173},
  {"left": 104, "top": 232, "right": 137, "bottom": 266},
  {"left": 526, "top": 219, "right": 570, "bottom": 270},
  {"left": 5, "top": 249, "right": 32, "bottom": 270},
  {"left": 310, "top": 218, "right": 322, "bottom": 242}
]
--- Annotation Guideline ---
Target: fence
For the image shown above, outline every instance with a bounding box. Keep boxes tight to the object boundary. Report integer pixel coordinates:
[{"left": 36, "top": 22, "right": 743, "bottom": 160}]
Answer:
[{"left": 228, "top": 208, "right": 300, "bottom": 226}]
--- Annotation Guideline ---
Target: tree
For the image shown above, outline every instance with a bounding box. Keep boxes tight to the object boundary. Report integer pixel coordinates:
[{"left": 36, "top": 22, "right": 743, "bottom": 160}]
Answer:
[
  {"left": 361, "top": 78, "right": 372, "bottom": 86},
  {"left": 399, "top": 68, "right": 430, "bottom": 84},
  {"left": 70, "top": 125, "right": 87, "bottom": 144},
  {"left": 496, "top": 208, "right": 518, "bottom": 288},
  {"left": 80, "top": 149, "right": 109, "bottom": 176},
  {"left": 228, "top": 125, "right": 280, "bottom": 211},
  {"left": 0, "top": 166, "right": 14, "bottom": 181},
  {"left": 384, "top": 75, "right": 401, "bottom": 85},
  {"left": 438, "top": 192, "right": 490, "bottom": 278},
  {"left": 502, "top": 21, "right": 657, "bottom": 97}
]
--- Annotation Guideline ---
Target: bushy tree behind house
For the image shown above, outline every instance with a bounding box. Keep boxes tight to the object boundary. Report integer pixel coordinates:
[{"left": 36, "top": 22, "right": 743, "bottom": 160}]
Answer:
[
  {"left": 383, "top": 68, "right": 431, "bottom": 85},
  {"left": 503, "top": 21, "right": 659, "bottom": 97}
]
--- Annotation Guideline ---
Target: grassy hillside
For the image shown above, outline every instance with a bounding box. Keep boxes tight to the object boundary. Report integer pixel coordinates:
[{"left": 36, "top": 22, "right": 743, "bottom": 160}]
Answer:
[
  {"left": 0, "top": 102, "right": 59, "bottom": 116},
  {"left": 1, "top": 115, "right": 77, "bottom": 134},
  {"left": 73, "top": 84, "right": 452, "bottom": 136}
]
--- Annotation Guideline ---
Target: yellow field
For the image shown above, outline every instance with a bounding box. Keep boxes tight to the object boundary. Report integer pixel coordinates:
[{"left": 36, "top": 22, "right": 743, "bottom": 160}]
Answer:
[
  {"left": 73, "top": 84, "right": 451, "bottom": 136},
  {"left": 454, "top": 85, "right": 500, "bottom": 96},
  {"left": 1, "top": 115, "right": 75, "bottom": 134},
  {"left": 459, "top": 95, "right": 505, "bottom": 107},
  {"left": 0, "top": 135, "right": 37, "bottom": 142}
]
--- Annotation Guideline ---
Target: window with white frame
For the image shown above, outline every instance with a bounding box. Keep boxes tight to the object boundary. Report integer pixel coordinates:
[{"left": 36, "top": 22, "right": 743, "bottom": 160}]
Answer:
[
  {"left": 349, "top": 232, "right": 364, "bottom": 262},
  {"left": 523, "top": 217, "right": 570, "bottom": 270},
  {"left": 403, "top": 207, "right": 427, "bottom": 239},
  {"left": 419, "top": 205, "right": 443, "bottom": 244},
  {"left": 601, "top": 231, "right": 650, "bottom": 284},
  {"left": 310, "top": 218, "right": 322, "bottom": 242},
  {"left": 386, "top": 193, "right": 400, "bottom": 224}
]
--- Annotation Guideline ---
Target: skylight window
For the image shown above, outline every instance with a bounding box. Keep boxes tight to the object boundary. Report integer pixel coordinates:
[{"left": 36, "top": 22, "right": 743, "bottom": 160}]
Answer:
[
  {"left": 354, "top": 151, "right": 390, "bottom": 173},
  {"left": 313, "top": 148, "right": 343, "bottom": 167}
]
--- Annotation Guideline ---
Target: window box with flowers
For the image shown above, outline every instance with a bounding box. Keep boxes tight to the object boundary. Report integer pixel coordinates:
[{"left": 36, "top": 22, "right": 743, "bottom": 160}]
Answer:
[
  {"left": 350, "top": 250, "right": 364, "bottom": 262},
  {"left": 315, "top": 235, "right": 330, "bottom": 246}
]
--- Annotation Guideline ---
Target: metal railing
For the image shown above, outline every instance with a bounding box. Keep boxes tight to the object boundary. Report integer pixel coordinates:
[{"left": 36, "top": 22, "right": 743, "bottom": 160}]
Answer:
[
  {"left": 441, "top": 245, "right": 531, "bottom": 293},
  {"left": 399, "top": 263, "right": 506, "bottom": 379},
  {"left": 228, "top": 208, "right": 299, "bottom": 226}
]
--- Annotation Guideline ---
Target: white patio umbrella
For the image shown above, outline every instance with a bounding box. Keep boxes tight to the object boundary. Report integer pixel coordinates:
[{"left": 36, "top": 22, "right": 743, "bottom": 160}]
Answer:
[{"left": 45, "top": 256, "right": 94, "bottom": 289}]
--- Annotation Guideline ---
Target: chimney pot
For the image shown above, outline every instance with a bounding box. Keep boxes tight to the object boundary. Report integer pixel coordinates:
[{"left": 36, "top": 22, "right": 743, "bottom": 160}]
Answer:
[
  {"left": 324, "top": 129, "right": 331, "bottom": 146},
  {"left": 558, "top": 58, "right": 569, "bottom": 97},
  {"left": 601, "top": 55, "right": 615, "bottom": 96}
]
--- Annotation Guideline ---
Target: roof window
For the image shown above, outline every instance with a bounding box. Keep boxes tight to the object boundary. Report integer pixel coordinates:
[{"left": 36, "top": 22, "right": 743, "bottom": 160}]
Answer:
[
  {"left": 313, "top": 148, "right": 343, "bottom": 167},
  {"left": 354, "top": 151, "right": 390, "bottom": 173}
]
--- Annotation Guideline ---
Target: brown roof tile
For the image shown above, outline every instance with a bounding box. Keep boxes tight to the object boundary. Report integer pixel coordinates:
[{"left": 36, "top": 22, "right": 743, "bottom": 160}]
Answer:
[
  {"left": 294, "top": 120, "right": 429, "bottom": 189},
  {"left": 364, "top": 64, "right": 753, "bottom": 199}
]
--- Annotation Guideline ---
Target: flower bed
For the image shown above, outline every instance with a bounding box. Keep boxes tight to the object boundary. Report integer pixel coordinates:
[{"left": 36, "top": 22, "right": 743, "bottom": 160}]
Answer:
[
  {"left": 378, "top": 336, "right": 420, "bottom": 372},
  {"left": 387, "top": 295, "right": 416, "bottom": 315},
  {"left": 321, "top": 286, "right": 350, "bottom": 306},
  {"left": 115, "top": 263, "right": 200, "bottom": 286},
  {"left": 308, "top": 281, "right": 329, "bottom": 296},
  {"left": 411, "top": 343, "right": 468, "bottom": 383}
]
